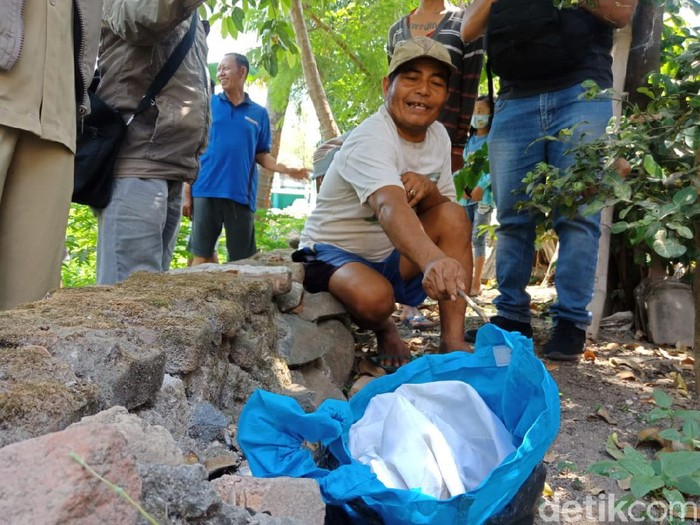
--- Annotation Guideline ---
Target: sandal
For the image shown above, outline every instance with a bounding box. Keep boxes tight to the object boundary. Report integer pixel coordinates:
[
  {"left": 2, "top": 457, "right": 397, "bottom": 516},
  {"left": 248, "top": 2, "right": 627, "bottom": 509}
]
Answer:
[
  {"left": 401, "top": 314, "right": 436, "bottom": 330},
  {"left": 368, "top": 354, "right": 416, "bottom": 374}
]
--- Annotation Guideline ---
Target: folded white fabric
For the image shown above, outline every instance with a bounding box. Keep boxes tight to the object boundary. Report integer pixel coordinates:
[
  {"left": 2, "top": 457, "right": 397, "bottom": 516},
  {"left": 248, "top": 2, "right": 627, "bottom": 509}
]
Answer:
[{"left": 348, "top": 381, "right": 516, "bottom": 500}]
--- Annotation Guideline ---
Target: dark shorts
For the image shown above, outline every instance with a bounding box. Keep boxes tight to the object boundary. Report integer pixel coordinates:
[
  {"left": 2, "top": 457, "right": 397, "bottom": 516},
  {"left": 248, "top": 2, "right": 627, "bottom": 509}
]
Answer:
[
  {"left": 291, "top": 244, "right": 427, "bottom": 307},
  {"left": 191, "top": 197, "right": 256, "bottom": 262}
]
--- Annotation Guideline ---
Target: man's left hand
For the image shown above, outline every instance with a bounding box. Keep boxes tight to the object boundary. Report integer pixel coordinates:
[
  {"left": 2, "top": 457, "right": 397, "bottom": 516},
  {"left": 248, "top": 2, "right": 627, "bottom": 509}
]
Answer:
[{"left": 401, "top": 171, "right": 435, "bottom": 207}]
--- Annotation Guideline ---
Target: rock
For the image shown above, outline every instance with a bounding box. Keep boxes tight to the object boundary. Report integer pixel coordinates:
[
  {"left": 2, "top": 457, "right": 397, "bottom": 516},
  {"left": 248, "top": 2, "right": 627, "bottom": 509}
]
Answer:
[
  {"left": 280, "top": 382, "right": 317, "bottom": 413},
  {"left": 317, "top": 319, "right": 356, "bottom": 386},
  {"left": 0, "top": 424, "right": 141, "bottom": 524},
  {"left": 138, "top": 464, "right": 304, "bottom": 524},
  {"left": 212, "top": 475, "right": 326, "bottom": 525},
  {"left": 204, "top": 453, "right": 241, "bottom": 478},
  {"left": 219, "top": 362, "right": 277, "bottom": 424},
  {"left": 294, "top": 291, "right": 347, "bottom": 322},
  {"left": 51, "top": 328, "right": 166, "bottom": 410},
  {"left": 170, "top": 263, "right": 292, "bottom": 295},
  {"left": 188, "top": 402, "right": 230, "bottom": 444},
  {"left": 0, "top": 345, "right": 100, "bottom": 447},
  {"left": 293, "top": 362, "right": 346, "bottom": 407},
  {"left": 275, "top": 282, "right": 305, "bottom": 313},
  {"left": 276, "top": 315, "right": 355, "bottom": 367},
  {"left": 70, "top": 406, "right": 183, "bottom": 465},
  {"left": 135, "top": 373, "right": 192, "bottom": 440}
]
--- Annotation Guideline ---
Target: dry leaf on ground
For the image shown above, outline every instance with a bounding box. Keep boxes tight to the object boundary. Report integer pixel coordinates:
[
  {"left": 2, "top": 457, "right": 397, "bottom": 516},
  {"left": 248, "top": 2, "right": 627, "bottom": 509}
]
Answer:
[
  {"left": 617, "top": 477, "right": 631, "bottom": 490},
  {"left": 596, "top": 407, "right": 618, "bottom": 425},
  {"left": 583, "top": 348, "right": 597, "bottom": 361},
  {"left": 545, "top": 362, "right": 560, "bottom": 371},
  {"left": 616, "top": 370, "right": 637, "bottom": 381},
  {"left": 348, "top": 375, "right": 376, "bottom": 398},
  {"left": 357, "top": 358, "right": 387, "bottom": 378},
  {"left": 542, "top": 482, "right": 554, "bottom": 498}
]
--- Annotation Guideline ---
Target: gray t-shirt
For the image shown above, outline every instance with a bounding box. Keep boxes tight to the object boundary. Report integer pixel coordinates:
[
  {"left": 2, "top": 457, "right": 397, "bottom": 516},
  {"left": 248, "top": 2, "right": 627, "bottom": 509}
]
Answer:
[{"left": 300, "top": 105, "right": 455, "bottom": 262}]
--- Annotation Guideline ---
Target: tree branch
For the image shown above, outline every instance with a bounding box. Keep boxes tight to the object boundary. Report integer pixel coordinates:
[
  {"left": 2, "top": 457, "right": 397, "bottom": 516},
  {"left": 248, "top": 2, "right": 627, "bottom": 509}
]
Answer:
[{"left": 302, "top": 4, "right": 371, "bottom": 77}]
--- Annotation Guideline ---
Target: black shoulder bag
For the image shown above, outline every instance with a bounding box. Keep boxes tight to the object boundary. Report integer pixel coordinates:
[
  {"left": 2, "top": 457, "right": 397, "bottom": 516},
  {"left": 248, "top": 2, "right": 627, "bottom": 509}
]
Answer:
[{"left": 73, "top": 12, "right": 199, "bottom": 209}]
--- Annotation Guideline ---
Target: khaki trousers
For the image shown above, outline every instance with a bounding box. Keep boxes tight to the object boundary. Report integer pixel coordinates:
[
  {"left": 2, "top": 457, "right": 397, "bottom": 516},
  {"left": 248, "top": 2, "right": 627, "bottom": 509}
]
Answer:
[{"left": 0, "top": 126, "right": 73, "bottom": 310}]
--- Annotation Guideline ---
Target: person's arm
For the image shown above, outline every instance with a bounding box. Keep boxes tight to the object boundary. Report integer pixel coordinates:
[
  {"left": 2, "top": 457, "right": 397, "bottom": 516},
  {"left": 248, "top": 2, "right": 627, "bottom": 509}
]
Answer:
[
  {"left": 460, "top": 0, "right": 495, "bottom": 42},
  {"left": 182, "top": 183, "right": 193, "bottom": 218},
  {"left": 255, "top": 152, "right": 309, "bottom": 181},
  {"left": 368, "top": 186, "right": 467, "bottom": 300},
  {"left": 581, "top": 0, "right": 638, "bottom": 27},
  {"left": 103, "top": 0, "right": 205, "bottom": 45}
]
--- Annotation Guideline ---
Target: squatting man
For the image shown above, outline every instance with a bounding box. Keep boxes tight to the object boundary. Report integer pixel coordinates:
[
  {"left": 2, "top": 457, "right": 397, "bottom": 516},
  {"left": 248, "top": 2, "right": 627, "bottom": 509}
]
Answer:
[{"left": 293, "top": 37, "right": 473, "bottom": 370}]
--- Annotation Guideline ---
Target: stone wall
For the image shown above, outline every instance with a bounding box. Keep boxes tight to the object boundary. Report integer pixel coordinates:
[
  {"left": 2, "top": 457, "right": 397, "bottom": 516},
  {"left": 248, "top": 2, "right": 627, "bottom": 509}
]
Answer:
[{"left": 0, "top": 249, "right": 355, "bottom": 524}]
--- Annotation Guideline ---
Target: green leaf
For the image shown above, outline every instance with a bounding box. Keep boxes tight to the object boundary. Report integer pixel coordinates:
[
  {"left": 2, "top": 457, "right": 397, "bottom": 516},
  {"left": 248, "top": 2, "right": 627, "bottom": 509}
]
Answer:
[
  {"left": 605, "top": 434, "right": 626, "bottom": 460},
  {"left": 637, "top": 87, "right": 656, "bottom": 99},
  {"left": 658, "top": 452, "right": 700, "bottom": 479},
  {"left": 588, "top": 460, "right": 632, "bottom": 480},
  {"left": 612, "top": 181, "right": 632, "bottom": 201},
  {"left": 618, "top": 455, "right": 655, "bottom": 478},
  {"left": 676, "top": 475, "right": 700, "bottom": 496},
  {"left": 231, "top": 6, "right": 246, "bottom": 32},
  {"left": 673, "top": 186, "right": 698, "bottom": 207},
  {"left": 630, "top": 475, "right": 665, "bottom": 499},
  {"left": 652, "top": 234, "right": 687, "bottom": 259},
  {"left": 643, "top": 154, "right": 664, "bottom": 178},
  {"left": 662, "top": 488, "right": 686, "bottom": 513},
  {"left": 658, "top": 428, "right": 684, "bottom": 442},
  {"left": 682, "top": 419, "right": 700, "bottom": 440},
  {"left": 611, "top": 221, "right": 629, "bottom": 234},
  {"left": 667, "top": 222, "right": 694, "bottom": 239},
  {"left": 653, "top": 389, "right": 674, "bottom": 409}
]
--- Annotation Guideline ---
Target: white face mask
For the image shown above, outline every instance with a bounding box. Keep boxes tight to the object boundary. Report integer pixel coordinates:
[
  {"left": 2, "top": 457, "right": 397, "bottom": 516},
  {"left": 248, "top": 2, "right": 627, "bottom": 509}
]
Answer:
[{"left": 471, "top": 114, "right": 491, "bottom": 129}]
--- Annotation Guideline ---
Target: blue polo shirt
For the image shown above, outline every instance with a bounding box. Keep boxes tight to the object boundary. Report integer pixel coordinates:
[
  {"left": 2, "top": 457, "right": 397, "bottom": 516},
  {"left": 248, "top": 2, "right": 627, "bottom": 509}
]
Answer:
[{"left": 192, "top": 92, "right": 271, "bottom": 211}]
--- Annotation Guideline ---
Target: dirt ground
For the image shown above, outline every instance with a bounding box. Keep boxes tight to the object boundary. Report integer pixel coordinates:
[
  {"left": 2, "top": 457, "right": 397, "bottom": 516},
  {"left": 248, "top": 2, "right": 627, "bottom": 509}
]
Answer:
[{"left": 351, "top": 284, "right": 698, "bottom": 524}]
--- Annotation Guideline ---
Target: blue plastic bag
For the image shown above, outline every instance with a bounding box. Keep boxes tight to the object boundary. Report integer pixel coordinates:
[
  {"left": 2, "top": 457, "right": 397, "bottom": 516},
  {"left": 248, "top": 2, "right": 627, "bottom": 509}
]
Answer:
[{"left": 238, "top": 324, "right": 560, "bottom": 525}]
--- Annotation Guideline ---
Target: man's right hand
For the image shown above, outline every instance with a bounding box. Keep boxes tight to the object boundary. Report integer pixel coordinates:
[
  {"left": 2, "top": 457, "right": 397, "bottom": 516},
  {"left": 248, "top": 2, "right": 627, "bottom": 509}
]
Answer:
[
  {"left": 182, "top": 196, "right": 193, "bottom": 219},
  {"left": 422, "top": 256, "right": 468, "bottom": 301}
]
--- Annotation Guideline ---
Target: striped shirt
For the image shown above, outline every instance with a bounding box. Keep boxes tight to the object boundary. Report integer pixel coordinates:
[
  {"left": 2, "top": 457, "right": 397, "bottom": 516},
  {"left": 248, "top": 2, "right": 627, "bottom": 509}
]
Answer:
[{"left": 387, "top": 8, "right": 484, "bottom": 150}]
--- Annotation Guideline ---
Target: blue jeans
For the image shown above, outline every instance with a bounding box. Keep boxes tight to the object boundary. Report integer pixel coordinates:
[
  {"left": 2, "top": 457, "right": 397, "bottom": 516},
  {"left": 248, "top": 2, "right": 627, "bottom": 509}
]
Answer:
[
  {"left": 472, "top": 204, "right": 493, "bottom": 258},
  {"left": 489, "top": 83, "right": 612, "bottom": 327},
  {"left": 96, "top": 177, "right": 183, "bottom": 285}
]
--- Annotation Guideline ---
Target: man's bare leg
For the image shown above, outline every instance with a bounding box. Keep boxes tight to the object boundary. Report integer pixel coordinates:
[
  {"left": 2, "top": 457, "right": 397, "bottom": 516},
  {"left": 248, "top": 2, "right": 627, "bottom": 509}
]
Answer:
[
  {"left": 404, "top": 201, "right": 473, "bottom": 352},
  {"left": 191, "top": 255, "right": 217, "bottom": 266},
  {"left": 328, "top": 262, "right": 412, "bottom": 368}
]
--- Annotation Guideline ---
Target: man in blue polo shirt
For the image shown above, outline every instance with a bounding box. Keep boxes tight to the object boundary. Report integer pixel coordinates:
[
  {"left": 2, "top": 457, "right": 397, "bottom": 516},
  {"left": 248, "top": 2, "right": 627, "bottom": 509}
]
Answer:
[{"left": 186, "top": 53, "right": 308, "bottom": 264}]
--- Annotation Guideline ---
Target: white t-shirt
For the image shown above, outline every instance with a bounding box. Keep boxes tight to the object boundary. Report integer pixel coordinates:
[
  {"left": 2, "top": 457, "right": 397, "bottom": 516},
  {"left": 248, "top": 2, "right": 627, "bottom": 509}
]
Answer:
[{"left": 300, "top": 105, "right": 455, "bottom": 262}]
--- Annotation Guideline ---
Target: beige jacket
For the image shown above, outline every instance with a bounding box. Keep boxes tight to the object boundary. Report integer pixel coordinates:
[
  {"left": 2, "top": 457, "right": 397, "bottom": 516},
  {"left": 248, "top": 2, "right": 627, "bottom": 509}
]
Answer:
[
  {"left": 97, "top": 0, "right": 211, "bottom": 183},
  {"left": 0, "top": 0, "right": 103, "bottom": 148}
]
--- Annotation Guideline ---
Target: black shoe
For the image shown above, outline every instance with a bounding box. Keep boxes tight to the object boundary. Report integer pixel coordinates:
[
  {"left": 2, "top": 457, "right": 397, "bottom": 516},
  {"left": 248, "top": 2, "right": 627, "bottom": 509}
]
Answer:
[
  {"left": 543, "top": 319, "right": 586, "bottom": 361},
  {"left": 464, "top": 315, "right": 533, "bottom": 343}
]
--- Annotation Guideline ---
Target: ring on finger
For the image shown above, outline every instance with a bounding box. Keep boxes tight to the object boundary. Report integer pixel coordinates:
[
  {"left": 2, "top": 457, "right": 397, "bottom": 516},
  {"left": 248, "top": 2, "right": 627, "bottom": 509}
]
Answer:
[{"left": 409, "top": 189, "right": 416, "bottom": 197}]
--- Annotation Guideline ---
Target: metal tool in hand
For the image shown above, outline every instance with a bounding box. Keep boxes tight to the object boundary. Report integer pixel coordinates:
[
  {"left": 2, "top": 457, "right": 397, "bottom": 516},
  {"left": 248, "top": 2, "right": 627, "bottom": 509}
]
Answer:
[{"left": 457, "top": 289, "right": 490, "bottom": 323}]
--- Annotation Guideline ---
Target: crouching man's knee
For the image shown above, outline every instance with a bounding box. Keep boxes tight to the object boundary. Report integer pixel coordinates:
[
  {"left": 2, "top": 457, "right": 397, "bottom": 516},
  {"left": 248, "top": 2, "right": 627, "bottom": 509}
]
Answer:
[{"left": 344, "top": 284, "right": 396, "bottom": 326}]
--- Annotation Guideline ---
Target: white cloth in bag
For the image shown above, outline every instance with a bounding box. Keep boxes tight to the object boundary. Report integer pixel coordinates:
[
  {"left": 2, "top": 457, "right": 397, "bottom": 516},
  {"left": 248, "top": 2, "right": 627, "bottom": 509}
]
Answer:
[{"left": 348, "top": 381, "right": 516, "bottom": 499}]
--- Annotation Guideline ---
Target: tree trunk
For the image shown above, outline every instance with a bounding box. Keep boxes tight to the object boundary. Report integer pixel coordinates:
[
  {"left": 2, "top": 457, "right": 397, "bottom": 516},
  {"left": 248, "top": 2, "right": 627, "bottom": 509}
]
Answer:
[
  {"left": 694, "top": 220, "right": 700, "bottom": 393},
  {"left": 694, "top": 145, "right": 699, "bottom": 393},
  {"left": 257, "top": 75, "right": 293, "bottom": 210},
  {"left": 588, "top": 24, "right": 633, "bottom": 340},
  {"left": 624, "top": 2, "right": 664, "bottom": 110},
  {"left": 289, "top": 0, "right": 340, "bottom": 141}
]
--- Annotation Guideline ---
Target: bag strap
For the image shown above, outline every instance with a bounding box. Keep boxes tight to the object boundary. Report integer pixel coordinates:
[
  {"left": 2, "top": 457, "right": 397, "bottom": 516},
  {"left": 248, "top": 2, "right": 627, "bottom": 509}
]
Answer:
[{"left": 127, "top": 11, "right": 199, "bottom": 124}]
